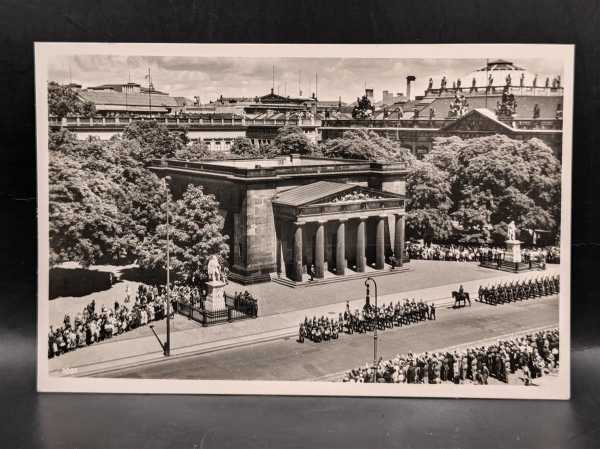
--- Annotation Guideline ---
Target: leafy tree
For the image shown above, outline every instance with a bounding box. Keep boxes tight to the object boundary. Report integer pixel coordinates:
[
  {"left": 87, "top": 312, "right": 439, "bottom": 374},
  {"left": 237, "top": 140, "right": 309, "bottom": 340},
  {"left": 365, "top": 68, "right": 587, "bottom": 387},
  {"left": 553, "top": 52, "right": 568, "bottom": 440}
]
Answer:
[
  {"left": 48, "top": 81, "right": 95, "bottom": 118},
  {"left": 405, "top": 161, "right": 453, "bottom": 242},
  {"left": 320, "top": 129, "right": 415, "bottom": 163},
  {"left": 48, "top": 121, "right": 231, "bottom": 272},
  {"left": 48, "top": 135, "right": 165, "bottom": 266},
  {"left": 138, "top": 184, "right": 229, "bottom": 282},
  {"left": 230, "top": 137, "right": 268, "bottom": 158},
  {"left": 230, "top": 137, "right": 254, "bottom": 156},
  {"left": 423, "top": 134, "right": 561, "bottom": 244},
  {"left": 269, "top": 125, "right": 316, "bottom": 155},
  {"left": 121, "top": 120, "right": 188, "bottom": 161}
]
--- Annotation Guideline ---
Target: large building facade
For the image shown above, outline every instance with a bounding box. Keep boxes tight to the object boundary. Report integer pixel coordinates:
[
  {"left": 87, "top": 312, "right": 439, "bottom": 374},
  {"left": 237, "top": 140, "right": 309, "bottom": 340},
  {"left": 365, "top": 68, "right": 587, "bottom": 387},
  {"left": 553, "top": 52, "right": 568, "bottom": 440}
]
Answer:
[
  {"left": 321, "top": 60, "right": 564, "bottom": 158},
  {"left": 149, "top": 156, "right": 409, "bottom": 284}
]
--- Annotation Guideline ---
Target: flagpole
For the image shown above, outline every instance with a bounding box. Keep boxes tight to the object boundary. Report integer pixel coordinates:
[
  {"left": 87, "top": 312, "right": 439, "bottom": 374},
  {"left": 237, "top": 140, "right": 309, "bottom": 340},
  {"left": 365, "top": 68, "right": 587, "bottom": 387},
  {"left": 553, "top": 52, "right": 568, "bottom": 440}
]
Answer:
[
  {"left": 148, "top": 67, "right": 152, "bottom": 116},
  {"left": 485, "top": 59, "right": 489, "bottom": 110}
]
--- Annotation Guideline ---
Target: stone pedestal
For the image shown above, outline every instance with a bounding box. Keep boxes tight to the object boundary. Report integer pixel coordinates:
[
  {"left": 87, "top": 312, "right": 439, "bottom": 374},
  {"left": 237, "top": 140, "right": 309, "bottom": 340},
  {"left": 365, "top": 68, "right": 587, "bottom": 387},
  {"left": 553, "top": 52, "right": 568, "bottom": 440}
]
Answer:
[
  {"left": 204, "top": 280, "right": 227, "bottom": 311},
  {"left": 504, "top": 240, "right": 522, "bottom": 263}
]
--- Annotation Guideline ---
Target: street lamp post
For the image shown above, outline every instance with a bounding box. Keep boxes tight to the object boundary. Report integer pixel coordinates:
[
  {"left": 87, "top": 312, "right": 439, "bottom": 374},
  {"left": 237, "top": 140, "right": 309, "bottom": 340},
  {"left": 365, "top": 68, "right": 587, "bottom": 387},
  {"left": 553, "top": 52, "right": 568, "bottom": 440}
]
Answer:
[
  {"left": 163, "top": 176, "right": 172, "bottom": 356},
  {"left": 365, "top": 277, "right": 378, "bottom": 383}
]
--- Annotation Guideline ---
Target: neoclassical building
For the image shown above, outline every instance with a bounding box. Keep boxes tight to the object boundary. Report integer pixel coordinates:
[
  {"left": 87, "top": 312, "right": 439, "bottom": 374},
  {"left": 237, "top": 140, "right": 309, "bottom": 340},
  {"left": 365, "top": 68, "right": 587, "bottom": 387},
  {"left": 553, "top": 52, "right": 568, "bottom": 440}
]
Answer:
[{"left": 149, "top": 155, "right": 409, "bottom": 284}]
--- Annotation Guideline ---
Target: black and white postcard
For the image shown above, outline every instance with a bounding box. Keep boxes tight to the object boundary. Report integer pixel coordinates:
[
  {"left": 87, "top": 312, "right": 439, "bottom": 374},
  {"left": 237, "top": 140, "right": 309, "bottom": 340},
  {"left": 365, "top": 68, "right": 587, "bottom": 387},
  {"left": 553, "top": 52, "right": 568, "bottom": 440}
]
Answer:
[{"left": 36, "top": 43, "right": 573, "bottom": 399}]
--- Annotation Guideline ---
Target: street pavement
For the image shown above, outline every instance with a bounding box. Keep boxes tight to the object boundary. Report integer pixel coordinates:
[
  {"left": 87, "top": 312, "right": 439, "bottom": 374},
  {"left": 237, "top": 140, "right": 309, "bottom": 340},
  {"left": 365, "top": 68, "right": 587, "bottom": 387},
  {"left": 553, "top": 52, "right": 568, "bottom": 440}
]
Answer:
[
  {"left": 48, "top": 262, "right": 560, "bottom": 378},
  {"left": 103, "top": 295, "right": 559, "bottom": 381}
]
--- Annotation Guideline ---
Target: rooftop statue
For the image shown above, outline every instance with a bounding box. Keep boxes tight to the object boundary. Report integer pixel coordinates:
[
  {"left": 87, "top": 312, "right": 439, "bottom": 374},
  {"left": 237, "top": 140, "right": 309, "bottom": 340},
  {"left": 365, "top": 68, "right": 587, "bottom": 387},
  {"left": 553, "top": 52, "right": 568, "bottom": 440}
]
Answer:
[
  {"left": 496, "top": 86, "right": 517, "bottom": 118},
  {"left": 351, "top": 94, "right": 375, "bottom": 120}
]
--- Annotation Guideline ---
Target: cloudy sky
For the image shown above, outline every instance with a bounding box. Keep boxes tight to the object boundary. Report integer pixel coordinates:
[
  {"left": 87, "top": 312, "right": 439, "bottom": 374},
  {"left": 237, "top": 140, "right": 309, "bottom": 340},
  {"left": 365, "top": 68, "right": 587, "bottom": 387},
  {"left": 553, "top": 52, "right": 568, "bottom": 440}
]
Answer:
[{"left": 49, "top": 55, "right": 563, "bottom": 103}]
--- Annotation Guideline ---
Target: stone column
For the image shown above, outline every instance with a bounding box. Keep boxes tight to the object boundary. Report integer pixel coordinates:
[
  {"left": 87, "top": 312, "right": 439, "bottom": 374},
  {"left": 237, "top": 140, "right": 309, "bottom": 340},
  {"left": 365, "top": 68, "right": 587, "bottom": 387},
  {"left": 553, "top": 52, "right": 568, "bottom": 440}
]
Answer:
[
  {"left": 293, "top": 223, "right": 303, "bottom": 282},
  {"left": 356, "top": 217, "right": 366, "bottom": 272},
  {"left": 376, "top": 215, "right": 386, "bottom": 269},
  {"left": 336, "top": 219, "right": 346, "bottom": 275},
  {"left": 276, "top": 221, "right": 286, "bottom": 278},
  {"left": 394, "top": 214, "right": 405, "bottom": 266},
  {"left": 315, "top": 221, "right": 325, "bottom": 278}
]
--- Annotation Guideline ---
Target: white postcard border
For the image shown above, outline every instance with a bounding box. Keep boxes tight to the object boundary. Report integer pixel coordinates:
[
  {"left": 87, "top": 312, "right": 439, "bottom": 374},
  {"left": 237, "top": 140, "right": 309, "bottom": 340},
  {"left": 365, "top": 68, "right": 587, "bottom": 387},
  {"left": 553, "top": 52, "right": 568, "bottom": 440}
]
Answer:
[{"left": 36, "top": 43, "right": 574, "bottom": 399}]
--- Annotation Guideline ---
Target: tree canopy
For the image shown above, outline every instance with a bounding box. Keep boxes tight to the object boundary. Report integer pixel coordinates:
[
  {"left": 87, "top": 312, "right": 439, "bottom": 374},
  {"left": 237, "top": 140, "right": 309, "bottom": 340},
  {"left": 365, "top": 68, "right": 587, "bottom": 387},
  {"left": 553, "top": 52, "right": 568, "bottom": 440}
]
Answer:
[
  {"left": 137, "top": 185, "right": 229, "bottom": 282},
  {"left": 48, "top": 121, "right": 230, "bottom": 270},
  {"left": 320, "top": 129, "right": 415, "bottom": 163},
  {"left": 230, "top": 136, "right": 270, "bottom": 158},
  {"left": 48, "top": 81, "right": 95, "bottom": 118},
  {"left": 405, "top": 160, "right": 454, "bottom": 243},
  {"left": 409, "top": 134, "right": 561, "bottom": 244},
  {"left": 269, "top": 125, "right": 317, "bottom": 155}
]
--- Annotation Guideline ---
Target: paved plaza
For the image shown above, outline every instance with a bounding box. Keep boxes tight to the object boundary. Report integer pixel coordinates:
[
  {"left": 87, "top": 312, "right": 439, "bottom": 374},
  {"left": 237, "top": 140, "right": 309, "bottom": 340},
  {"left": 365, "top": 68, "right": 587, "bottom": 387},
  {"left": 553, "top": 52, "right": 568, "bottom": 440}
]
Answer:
[
  {"left": 47, "top": 261, "right": 560, "bottom": 379},
  {"left": 49, "top": 259, "right": 535, "bottom": 327}
]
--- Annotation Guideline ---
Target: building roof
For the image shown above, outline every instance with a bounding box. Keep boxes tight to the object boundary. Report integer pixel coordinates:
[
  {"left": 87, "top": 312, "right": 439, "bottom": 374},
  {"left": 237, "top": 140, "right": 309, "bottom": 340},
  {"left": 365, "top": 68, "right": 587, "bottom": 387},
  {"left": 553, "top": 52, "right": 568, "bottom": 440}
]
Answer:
[
  {"left": 273, "top": 181, "right": 354, "bottom": 206},
  {"left": 273, "top": 180, "right": 406, "bottom": 207},
  {"left": 421, "top": 94, "right": 561, "bottom": 119},
  {"left": 78, "top": 90, "right": 179, "bottom": 108}
]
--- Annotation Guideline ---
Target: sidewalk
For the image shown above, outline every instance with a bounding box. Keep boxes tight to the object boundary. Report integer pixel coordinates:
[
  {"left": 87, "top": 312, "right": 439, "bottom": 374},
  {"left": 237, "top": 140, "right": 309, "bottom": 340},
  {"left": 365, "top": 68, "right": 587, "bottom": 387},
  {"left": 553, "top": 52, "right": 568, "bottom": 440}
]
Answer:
[{"left": 49, "top": 264, "right": 560, "bottom": 377}]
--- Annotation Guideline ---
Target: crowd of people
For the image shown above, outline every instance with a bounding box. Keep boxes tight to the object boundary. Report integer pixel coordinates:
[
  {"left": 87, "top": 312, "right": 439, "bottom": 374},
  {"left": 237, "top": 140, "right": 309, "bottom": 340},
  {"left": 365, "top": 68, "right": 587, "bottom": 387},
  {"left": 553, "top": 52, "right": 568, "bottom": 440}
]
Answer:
[
  {"left": 406, "top": 243, "right": 492, "bottom": 262},
  {"left": 478, "top": 275, "right": 560, "bottom": 305},
  {"left": 48, "top": 285, "right": 170, "bottom": 358},
  {"left": 49, "top": 279, "right": 261, "bottom": 357},
  {"left": 342, "top": 328, "right": 559, "bottom": 385},
  {"left": 298, "top": 299, "right": 436, "bottom": 344},
  {"left": 405, "top": 242, "right": 557, "bottom": 264}
]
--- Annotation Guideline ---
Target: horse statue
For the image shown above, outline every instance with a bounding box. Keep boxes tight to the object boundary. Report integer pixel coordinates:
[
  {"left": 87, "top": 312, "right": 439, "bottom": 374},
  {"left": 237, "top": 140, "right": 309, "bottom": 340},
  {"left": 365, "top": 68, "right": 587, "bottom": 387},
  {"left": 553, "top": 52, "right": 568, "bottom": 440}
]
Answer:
[{"left": 207, "top": 255, "right": 221, "bottom": 282}]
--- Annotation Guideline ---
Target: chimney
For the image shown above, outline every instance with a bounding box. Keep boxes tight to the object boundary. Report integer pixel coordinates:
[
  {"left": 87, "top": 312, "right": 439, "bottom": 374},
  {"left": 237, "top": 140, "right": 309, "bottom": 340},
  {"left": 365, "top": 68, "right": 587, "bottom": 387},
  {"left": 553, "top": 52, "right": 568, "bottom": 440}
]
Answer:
[
  {"left": 383, "top": 90, "right": 393, "bottom": 105},
  {"left": 406, "top": 75, "right": 416, "bottom": 101}
]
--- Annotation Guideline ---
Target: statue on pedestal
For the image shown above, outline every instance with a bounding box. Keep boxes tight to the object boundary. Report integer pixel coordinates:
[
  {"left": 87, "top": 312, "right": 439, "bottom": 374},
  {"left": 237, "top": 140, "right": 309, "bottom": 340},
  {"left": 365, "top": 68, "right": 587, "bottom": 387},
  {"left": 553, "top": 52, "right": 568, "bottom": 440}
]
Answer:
[
  {"left": 507, "top": 221, "right": 517, "bottom": 241},
  {"left": 205, "top": 254, "right": 226, "bottom": 311},
  {"left": 207, "top": 254, "right": 222, "bottom": 282}
]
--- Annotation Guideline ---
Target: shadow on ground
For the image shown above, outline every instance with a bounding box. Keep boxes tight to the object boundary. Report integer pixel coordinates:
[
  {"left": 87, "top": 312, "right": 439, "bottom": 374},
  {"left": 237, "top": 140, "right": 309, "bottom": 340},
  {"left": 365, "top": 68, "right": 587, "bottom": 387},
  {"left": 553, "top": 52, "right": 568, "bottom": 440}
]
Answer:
[
  {"left": 49, "top": 267, "right": 117, "bottom": 299},
  {"left": 119, "top": 266, "right": 166, "bottom": 285}
]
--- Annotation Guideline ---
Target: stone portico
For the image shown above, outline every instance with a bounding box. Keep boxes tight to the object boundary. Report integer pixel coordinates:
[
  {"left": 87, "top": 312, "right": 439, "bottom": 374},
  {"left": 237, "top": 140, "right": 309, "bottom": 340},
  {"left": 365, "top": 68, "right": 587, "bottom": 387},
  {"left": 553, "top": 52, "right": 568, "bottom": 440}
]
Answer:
[
  {"left": 272, "top": 181, "right": 406, "bottom": 282},
  {"left": 148, "top": 155, "right": 410, "bottom": 284}
]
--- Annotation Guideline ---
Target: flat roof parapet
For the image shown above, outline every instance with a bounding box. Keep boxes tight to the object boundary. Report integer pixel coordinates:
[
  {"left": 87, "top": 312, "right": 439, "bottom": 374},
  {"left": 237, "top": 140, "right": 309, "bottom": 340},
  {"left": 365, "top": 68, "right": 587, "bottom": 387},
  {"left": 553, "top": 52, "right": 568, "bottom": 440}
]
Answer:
[{"left": 148, "top": 156, "right": 410, "bottom": 181}]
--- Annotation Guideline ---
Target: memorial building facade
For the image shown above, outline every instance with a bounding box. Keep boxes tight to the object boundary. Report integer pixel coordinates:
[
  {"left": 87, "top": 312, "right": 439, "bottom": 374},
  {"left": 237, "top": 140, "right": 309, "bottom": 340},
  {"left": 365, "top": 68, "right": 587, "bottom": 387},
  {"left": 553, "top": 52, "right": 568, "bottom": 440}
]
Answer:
[{"left": 149, "top": 155, "right": 409, "bottom": 284}]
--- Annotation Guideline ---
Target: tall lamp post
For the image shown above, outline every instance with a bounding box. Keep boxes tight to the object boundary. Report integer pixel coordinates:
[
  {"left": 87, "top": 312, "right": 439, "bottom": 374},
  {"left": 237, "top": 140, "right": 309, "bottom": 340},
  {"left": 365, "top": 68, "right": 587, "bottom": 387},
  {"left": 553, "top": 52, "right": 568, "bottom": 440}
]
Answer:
[
  {"left": 365, "top": 277, "right": 378, "bottom": 383},
  {"left": 163, "top": 176, "right": 171, "bottom": 356}
]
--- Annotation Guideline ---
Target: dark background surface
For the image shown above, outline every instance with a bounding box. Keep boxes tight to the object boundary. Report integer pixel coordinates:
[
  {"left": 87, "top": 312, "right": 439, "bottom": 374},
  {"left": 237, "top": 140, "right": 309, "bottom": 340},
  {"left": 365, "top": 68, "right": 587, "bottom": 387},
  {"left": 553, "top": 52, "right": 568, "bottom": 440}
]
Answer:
[{"left": 1, "top": 1, "right": 599, "bottom": 448}]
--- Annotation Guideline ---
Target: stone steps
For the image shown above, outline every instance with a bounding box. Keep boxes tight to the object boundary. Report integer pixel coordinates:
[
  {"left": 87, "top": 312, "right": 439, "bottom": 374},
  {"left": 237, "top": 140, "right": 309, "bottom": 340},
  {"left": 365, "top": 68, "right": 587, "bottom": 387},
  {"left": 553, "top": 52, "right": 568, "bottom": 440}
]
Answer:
[{"left": 271, "top": 266, "right": 412, "bottom": 288}]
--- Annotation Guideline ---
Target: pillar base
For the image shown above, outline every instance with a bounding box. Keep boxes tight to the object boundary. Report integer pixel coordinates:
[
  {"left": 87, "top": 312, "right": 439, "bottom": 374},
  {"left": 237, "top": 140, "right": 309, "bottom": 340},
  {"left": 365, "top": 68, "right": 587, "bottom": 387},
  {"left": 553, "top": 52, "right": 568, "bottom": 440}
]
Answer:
[
  {"left": 505, "top": 239, "right": 523, "bottom": 263},
  {"left": 204, "top": 280, "right": 227, "bottom": 311}
]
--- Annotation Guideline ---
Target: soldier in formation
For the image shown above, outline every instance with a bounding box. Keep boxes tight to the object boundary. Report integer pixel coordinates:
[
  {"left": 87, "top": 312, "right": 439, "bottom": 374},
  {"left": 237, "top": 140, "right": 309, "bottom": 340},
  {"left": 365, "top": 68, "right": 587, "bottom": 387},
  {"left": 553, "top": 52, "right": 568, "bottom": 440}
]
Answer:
[
  {"left": 298, "top": 299, "right": 435, "bottom": 344},
  {"left": 477, "top": 275, "right": 559, "bottom": 305}
]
